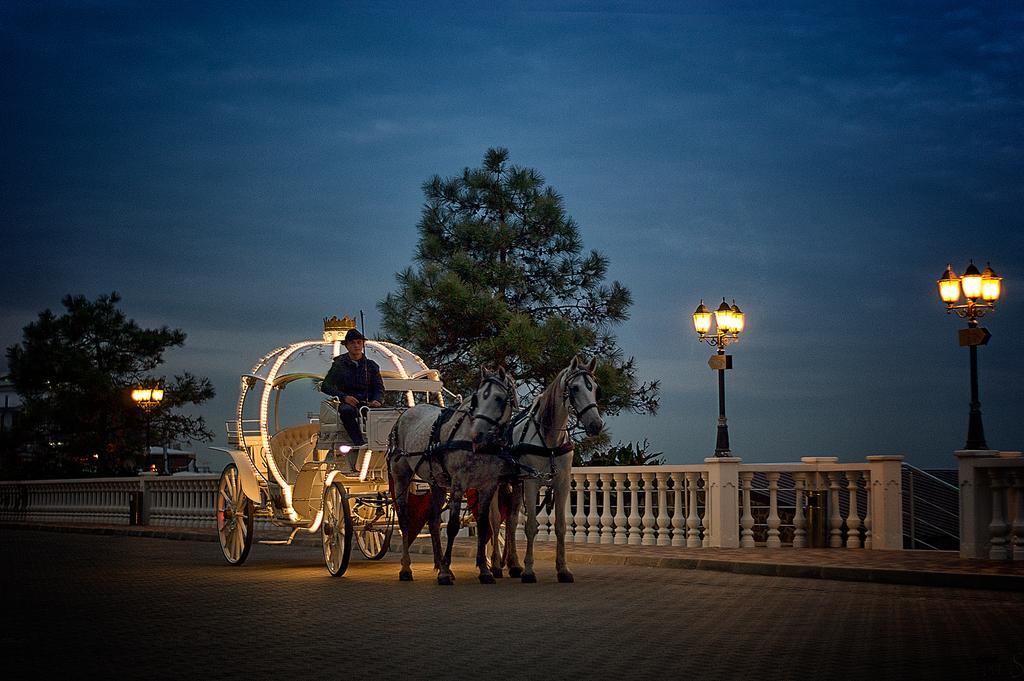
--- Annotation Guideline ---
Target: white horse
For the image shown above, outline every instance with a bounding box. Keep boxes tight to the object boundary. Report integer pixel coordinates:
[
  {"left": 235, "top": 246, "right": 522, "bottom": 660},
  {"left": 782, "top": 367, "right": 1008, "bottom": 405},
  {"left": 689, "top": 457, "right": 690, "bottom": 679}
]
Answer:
[
  {"left": 388, "top": 366, "right": 517, "bottom": 585},
  {"left": 501, "top": 357, "right": 604, "bottom": 583}
]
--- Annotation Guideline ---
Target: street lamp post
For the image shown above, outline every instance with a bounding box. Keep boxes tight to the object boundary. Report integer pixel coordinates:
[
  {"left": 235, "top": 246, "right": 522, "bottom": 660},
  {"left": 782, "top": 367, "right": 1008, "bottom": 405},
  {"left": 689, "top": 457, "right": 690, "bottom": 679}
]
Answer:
[
  {"left": 937, "top": 261, "right": 1002, "bottom": 450},
  {"left": 131, "top": 386, "right": 165, "bottom": 472},
  {"left": 692, "top": 298, "right": 745, "bottom": 457}
]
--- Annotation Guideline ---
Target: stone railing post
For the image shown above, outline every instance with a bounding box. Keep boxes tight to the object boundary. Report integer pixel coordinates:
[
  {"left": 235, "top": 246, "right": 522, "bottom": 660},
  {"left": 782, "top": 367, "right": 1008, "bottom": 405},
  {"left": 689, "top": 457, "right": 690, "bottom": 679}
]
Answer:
[
  {"left": 703, "top": 457, "right": 740, "bottom": 548},
  {"left": 865, "top": 455, "right": 904, "bottom": 550},
  {"left": 956, "top": 450, "right": 1000, "bottom": 559}
]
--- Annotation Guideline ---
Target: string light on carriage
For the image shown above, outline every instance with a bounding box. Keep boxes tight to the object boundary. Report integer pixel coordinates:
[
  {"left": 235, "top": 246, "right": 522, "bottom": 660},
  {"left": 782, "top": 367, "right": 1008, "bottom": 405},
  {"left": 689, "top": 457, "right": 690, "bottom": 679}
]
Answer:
[
  {"left": 935, "top": 260, "right": 1003, "bottom": 450},
  {"left": 691, "top": 298, "right": 745, "bottom": 457}
]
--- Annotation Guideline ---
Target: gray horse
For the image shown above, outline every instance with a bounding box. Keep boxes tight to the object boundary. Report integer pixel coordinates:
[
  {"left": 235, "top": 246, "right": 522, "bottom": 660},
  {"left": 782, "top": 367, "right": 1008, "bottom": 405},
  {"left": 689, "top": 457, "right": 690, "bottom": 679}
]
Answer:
[
  {"left": 500, "top": 357, "right": 605, "bottom": 583},
  {"left": 387, "top": 365, "right": 517, "bottom": 585}
]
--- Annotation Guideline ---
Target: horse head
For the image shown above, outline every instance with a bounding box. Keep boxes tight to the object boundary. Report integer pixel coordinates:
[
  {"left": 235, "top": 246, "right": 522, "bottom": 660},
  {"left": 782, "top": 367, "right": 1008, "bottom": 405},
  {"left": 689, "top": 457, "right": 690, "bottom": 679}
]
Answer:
[
  {"left": 564, "top": 356, "right": 604, "bottom": 437},
  {"left": 470, "top": 364, "right": 516, "bottom": 448}
]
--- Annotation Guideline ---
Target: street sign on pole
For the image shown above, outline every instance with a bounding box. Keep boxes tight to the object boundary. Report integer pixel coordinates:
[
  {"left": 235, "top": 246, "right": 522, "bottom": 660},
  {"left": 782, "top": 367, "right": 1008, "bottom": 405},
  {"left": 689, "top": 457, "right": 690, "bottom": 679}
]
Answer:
[{"left": 959, "top": 327, "right": 991, "bottom": 347}]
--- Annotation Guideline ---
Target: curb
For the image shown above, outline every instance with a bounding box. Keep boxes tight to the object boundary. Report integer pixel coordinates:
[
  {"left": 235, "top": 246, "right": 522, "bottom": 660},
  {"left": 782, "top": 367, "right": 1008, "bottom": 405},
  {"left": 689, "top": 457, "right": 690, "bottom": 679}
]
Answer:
[{"left": 4, "top": 522, "right": 1022, "bottom": 591}]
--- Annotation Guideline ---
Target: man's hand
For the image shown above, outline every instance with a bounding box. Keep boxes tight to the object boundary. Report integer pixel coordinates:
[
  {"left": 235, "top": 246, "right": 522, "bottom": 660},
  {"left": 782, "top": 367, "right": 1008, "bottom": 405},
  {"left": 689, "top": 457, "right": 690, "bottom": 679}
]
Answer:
[
  {"left": 344, "top": 396, "right": 360, "bottom": 408},
  {"left": 368, "top": 400, "right": 382, "bottom": 408}
]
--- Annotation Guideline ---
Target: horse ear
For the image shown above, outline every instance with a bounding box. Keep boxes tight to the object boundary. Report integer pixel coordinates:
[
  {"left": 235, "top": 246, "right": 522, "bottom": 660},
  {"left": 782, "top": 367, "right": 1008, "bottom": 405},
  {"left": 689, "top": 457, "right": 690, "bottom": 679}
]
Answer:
[
  {"left": 497, "top": 364, "right": 507, "bottom": 380},
  {"left": 570, "top": 356, "right": 579, "bottom": 370},
  {"left": 587, "top": 357, "right": 597, "bottom": 373},
  {"left": 480, "top": 364, "right": 489, "bottom": 379}
]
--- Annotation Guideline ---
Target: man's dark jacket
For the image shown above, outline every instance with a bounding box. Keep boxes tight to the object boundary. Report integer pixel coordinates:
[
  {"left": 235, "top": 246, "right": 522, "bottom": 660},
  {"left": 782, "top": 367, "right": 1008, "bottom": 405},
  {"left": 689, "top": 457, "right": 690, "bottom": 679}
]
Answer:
[{"left": 321, "top": 353, "right": 385, "bottom": 404}]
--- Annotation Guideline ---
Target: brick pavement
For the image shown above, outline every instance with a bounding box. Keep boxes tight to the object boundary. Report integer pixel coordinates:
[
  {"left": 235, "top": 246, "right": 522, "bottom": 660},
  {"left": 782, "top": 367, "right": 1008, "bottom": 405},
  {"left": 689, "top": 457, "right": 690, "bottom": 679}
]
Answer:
[
  {"left": 4, "top": 521, "right": 1023, "bottom": 591},
  {"left": 2, "top": 528, "right": 1023, "bottom": 681}
]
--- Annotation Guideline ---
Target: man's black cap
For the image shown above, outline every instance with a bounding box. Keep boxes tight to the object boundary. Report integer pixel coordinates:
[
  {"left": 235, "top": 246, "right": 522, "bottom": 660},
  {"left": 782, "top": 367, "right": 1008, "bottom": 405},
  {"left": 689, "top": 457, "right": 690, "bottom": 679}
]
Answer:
[{"left": 344, "top": 328, "right": 366, "bottom": 343}]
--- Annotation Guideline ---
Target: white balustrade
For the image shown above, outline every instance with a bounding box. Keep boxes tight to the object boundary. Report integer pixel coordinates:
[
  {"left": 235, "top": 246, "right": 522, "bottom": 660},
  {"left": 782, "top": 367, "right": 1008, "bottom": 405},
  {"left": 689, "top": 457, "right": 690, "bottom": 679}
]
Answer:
[
  {"left": 958, "top": 452, "right": 1024, "bottom": 560},
  {"left": 1, "top": 454, "right": 919, "bottom": 553}
]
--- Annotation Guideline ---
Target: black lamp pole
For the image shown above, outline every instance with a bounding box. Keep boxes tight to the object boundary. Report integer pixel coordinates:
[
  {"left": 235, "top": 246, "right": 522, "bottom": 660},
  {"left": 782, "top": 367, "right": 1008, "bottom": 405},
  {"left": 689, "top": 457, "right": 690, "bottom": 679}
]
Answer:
[
  {"left": 965, "top": 319, "right": 987, "bottom": 450},
  {"left": 715, "top": 348, "right": 730, "bottom": 456}
]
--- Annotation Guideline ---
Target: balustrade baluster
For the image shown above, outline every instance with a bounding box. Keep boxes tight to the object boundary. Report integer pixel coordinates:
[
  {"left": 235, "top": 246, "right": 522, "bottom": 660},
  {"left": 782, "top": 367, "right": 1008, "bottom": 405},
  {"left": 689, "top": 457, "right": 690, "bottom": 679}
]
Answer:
[
  {"left": 686, "top": 472, "right": 700, "bottom": 547},
  {"left": 792, "top": 473, "right": 807, "bottom": 548},
  {"left": 613, "top": 472, "right": 628, "bottom": 545},
  {"left": 600, "top": 473, "right": 615, "bottom": 544},
  {"left": 671, "top": 473, "right": 685, "bottom": 547},
  {"left": 1011, "top": 472, "right": 1024, "bottom": 561},
  {"left": 988, "top": 472, "right": 1010, "bottom": 560},
  {"left": 571, "top": 476, "right": 583, "bottom": 543},
  {"left": 655, "top": 472, "right": 671, "bottom": 546},
  {"left": 535, "top": 485, "right": 551, "bottom": 542},
  {"left": 828, "top": 473, "right": 843, "bottom": 548},
  {"left": 586, "top": 474, "right": 600, "bottom": 544},
  {"left": 846, "top": 472, "right": 862, "bottom": 549},
  {"left": 863, "top": 471, "right": 873, "bottom": 550},
  {"left": 628, "top": 473, "right": 642, "bottom": 546},
  {"left": 766, "top": 472, "right": 781, "bottom": 548},
  {"left": 641, "top": 472, "right": 656, "bottom": 546},
  {"left": 740, "top": 472, "right": 755, "bottom": 548},
  {"left": 700, "top": 472, "right": 711, "bottom": 548}
]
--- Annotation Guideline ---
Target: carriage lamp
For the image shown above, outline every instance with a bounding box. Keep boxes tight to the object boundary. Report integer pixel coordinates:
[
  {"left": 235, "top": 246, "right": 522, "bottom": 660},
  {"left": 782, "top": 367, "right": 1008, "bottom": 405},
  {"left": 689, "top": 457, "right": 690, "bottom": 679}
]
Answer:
[
  {"left": 132, "top": 385, "right": 165, "bottom": 472},
  {"left": 936, "top": 261, "right": 1003, "bottom": 450},
  {"left": 692, "top": 299, "right": 745, "bottom": 457}
]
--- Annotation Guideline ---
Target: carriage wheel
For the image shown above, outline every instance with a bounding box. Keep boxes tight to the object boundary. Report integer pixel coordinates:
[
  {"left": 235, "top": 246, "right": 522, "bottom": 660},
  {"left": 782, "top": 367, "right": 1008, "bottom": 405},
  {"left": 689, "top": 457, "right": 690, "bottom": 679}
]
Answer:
[
  {"left": 216, "top": 464, "right": 254, "bottom": 565},
  {"left": 353, "top": 496, "right": 395, "bottom": 560},
  {"left": 322, "top": 480, "right": 353, "bottom": 577}
]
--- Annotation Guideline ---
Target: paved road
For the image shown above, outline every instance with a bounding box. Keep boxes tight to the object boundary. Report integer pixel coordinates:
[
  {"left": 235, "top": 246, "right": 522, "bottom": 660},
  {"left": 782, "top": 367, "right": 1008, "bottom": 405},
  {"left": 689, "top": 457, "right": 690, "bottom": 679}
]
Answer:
[{"left": 3, "top": 529, "right": 1023, "bottom": 680}]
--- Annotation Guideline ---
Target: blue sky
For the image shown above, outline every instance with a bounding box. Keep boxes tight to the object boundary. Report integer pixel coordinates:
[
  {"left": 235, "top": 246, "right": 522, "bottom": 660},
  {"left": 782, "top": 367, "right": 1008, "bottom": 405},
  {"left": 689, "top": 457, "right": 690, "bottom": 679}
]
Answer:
[{"left": 2, "top": 1, "right": 1022, "bottom": 469}]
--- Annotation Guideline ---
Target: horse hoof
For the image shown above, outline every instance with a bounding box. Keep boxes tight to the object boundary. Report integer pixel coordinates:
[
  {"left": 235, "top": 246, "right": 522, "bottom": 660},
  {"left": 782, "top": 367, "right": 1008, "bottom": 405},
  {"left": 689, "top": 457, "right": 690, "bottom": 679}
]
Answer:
[
  {"left": 437, "top": 575, "right": 454, "bottom": 586},
  {"left": 479, "top": 574, "right": 496, "bottom": 585},
  {"left": 508, "top": 567, "right": 523, "bottom": 578},
  {"left": 521, "top": 573, "right": 537, "bottom": 584},
  {"left": 557, "top": 572, "right": 575, "bottom": 583},
  {"left": 492, "top": 568, "right": 503, "bottom": 579},
  {"left": 399, "top": 571, "right": 414, "bottom": 582}
]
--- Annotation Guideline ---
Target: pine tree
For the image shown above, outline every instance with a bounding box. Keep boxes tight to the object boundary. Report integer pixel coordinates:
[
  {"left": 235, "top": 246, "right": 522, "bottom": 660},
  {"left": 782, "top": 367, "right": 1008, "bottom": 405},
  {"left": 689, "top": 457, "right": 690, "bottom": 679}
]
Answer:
[
  {"left": 379, "top": 148, "right": 658, "bottom": 446},
  {"left": 5, "top": 293, "right": 215, "bottom": 477}
]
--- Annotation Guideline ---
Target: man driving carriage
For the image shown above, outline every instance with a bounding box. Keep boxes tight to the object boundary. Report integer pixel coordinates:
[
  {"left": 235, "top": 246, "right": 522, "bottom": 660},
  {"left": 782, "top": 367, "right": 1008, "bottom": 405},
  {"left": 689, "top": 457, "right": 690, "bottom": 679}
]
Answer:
[{"left": 320, "top": 328, "right": 385, "bottom": 473}]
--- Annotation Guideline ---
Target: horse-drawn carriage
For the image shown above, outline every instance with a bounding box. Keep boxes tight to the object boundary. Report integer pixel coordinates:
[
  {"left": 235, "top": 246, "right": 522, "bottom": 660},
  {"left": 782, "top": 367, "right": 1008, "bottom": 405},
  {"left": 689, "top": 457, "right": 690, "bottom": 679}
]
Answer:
[
  {"left": 214, "top": 316, "right": 606, "bottom": 584},
  {"left": 213, "top": 316, "right": 449, "bottom": 576}
]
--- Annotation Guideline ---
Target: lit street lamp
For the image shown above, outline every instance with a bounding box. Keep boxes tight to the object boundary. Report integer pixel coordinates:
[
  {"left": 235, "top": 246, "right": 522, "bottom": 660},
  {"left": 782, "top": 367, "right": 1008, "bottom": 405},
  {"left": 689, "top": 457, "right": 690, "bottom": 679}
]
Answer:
[
  {"left": 132, "top": 386, "right": 165, "bottom": 472},
  {"left": 937, "top": 261, "right": 1002, "bottom": 450},
  {"left": 692, "top": 298, "right": 745, "bottom": 457}
]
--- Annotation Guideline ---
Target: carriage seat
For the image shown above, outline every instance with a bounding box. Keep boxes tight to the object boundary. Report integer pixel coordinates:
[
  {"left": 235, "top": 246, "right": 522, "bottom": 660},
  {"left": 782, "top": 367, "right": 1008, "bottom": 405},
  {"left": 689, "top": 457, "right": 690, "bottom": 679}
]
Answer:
[
  {"left": 269, "top": 423, "right": 320, "bottom": 485},
  {"left": 318, "top": 398, "right": 365, "bottom": 448}
]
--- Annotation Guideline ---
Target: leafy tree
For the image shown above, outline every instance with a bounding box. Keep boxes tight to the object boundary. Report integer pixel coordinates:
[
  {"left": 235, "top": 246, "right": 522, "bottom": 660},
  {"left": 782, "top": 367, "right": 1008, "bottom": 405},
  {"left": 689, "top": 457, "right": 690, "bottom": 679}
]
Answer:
[
  {"left": 575, "top": 438, "right": 665, "bottom": 467},
  {"left": 5, "top": 293, "right": 214, "bottom": 478},
  {"left": 379, "top": 148, "right": 659, "bottom": 450}
]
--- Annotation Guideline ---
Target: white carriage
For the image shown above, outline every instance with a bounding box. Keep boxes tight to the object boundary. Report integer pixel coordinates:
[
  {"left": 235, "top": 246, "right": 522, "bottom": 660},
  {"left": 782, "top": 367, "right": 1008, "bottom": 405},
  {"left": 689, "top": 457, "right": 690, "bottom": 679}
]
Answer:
[{"left": 213, "top": 316, "right": 449, "bottom": 576}]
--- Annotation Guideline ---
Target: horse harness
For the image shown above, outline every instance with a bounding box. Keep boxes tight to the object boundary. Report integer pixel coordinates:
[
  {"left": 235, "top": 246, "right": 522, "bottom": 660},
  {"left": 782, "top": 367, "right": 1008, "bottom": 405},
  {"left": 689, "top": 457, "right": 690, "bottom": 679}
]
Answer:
[
  {"left": 399, "top": 375, "right": 513, "bottom": 485},
  {"left": 505, "top": 367, "right": 599, "bottom": 479}
]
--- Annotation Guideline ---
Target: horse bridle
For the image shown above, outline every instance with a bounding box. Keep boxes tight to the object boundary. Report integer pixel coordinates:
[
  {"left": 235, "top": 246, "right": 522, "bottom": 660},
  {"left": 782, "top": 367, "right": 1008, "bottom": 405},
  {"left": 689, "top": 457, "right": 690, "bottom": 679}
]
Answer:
[
  {"left": 470, "top": 375, "right": 514, "bottom": 430},
  {"left": 563, "top": 368, "right": 599, "bottom": 419}
]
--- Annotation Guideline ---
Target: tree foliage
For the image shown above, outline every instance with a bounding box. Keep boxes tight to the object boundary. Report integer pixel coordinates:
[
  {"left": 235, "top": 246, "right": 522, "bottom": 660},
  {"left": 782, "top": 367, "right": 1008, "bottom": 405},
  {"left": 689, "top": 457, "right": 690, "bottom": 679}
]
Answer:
[
  {"left": 4, "top": 293, "right": 214, "bottom": 478},
  {"left": 379, "top": 148, "right": 659, "bottom": 449},
  {"left": 575, "top": 439, "right": 665, "bottom": 467}
]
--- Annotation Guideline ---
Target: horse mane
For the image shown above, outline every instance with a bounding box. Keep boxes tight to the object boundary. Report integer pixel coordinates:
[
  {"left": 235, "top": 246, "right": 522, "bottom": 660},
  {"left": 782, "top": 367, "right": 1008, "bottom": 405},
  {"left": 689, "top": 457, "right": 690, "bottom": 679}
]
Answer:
[{"left": 536, "top": 367, "right": 569, "bottom": 438}]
